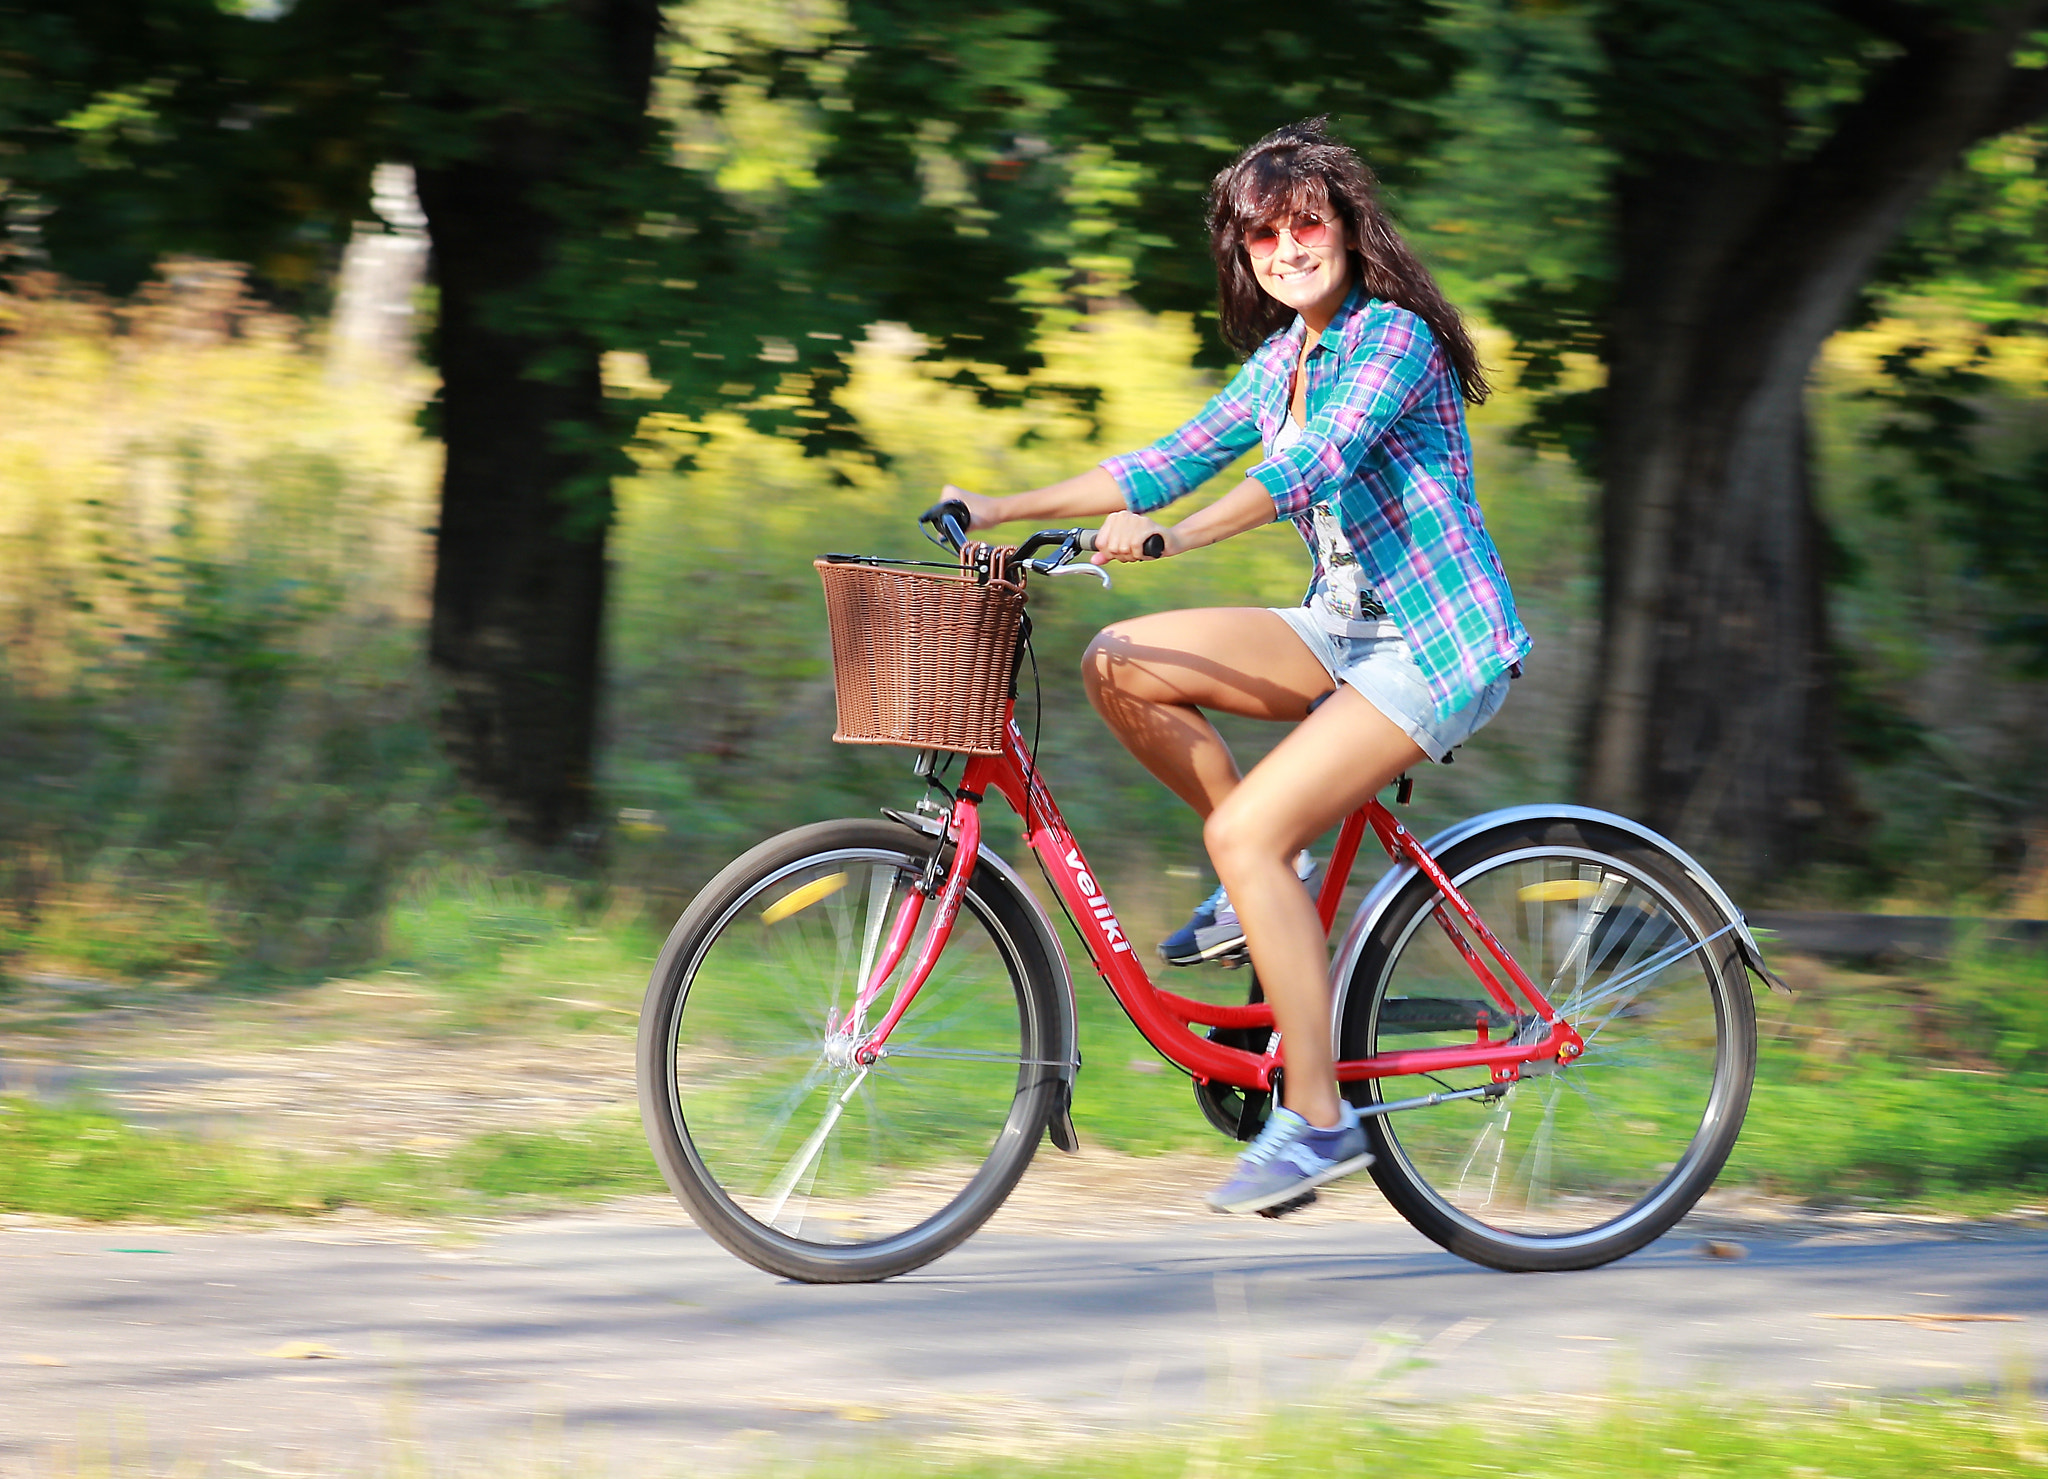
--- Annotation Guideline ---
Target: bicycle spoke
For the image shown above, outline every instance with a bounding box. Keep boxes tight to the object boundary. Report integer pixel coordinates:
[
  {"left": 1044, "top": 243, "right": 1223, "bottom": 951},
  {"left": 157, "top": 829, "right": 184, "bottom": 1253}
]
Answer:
[
  {"left": 1361, "top": 836, "right": 1748, "bottom": 1255},
  {"left": 759, "top": 1066, "right": 868, "bottom": 1230},
  {"left": 659, "top": 836, "right": 1052, "bottom": 1260}
]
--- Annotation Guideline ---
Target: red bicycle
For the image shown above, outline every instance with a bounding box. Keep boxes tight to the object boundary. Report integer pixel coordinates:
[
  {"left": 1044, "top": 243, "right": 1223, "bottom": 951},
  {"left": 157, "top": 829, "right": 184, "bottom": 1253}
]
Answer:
[{"left": 638, "top": 506, "right": 1785, "bottom": 1283}]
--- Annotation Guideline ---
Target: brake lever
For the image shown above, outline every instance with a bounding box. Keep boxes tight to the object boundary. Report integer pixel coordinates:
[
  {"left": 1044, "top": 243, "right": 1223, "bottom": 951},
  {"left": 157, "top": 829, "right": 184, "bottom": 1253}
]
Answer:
[{"left": 1045, "top": 562, "right": 1112, "bottom": 589}]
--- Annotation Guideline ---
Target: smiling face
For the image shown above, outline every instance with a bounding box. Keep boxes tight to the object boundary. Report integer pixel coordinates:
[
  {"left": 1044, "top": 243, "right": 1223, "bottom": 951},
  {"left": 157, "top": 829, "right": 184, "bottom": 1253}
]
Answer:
[{"left": 1244, "top": 184, "right": 1352, "bottom": 327}]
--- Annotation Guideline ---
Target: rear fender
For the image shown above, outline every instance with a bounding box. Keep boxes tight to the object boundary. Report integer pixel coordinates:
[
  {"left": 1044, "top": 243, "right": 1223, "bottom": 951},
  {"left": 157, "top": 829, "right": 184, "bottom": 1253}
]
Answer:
[{"left": 1329, "top": 804, "right": 1790, "bottom": 1040}]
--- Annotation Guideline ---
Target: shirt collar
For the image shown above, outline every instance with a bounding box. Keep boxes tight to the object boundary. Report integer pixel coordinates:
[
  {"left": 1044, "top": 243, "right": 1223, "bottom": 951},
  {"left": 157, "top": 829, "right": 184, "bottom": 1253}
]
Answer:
[{"left": 1283, "top": 281, "right": 1376, "bottom": 359}]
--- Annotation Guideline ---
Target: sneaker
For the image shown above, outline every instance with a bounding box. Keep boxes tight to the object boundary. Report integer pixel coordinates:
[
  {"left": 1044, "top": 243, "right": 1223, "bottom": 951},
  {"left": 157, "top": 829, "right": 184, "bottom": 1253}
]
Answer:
[
  {"left": 1158, "top": 851, "right": 1318, "bottom": 967},
  {"left": 1205, "top": 1102, "right": 1373, "bottom": 1214}
]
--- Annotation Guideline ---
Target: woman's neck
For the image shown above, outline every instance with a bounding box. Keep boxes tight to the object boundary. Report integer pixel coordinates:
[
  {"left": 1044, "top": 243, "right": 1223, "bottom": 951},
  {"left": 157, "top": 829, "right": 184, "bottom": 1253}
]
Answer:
[{"left": 1296, "top": 280, "right": 1350, "bottom": 347}]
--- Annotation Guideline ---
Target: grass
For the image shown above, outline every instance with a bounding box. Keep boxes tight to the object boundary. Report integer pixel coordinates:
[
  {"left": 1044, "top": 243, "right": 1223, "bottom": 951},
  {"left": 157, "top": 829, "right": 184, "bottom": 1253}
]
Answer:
[
  {"left": 0, "top": 1095, "right": 661, "bottom": 1222},
  {"left": 40, "top": 1390, "right": 2048, "bottom": 1478},
  {"left": 830, "top": 1392, "right": 2048, "bottom": 1479},
  {"left": 1733, "top": 1065, "right": 2048, "bottom": 1207}
]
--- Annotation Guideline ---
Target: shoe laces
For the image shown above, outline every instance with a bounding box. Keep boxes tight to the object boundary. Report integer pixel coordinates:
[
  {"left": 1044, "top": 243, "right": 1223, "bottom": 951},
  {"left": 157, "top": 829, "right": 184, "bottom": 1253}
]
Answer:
[{"left": 1240, "top": 1110, "right": 1307, "bottom": 1168}]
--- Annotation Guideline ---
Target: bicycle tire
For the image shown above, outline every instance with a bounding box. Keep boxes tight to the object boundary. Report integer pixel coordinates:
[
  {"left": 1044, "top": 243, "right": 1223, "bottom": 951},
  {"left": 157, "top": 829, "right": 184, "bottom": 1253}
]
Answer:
[
  {"left": 638, "top": 818, "right": 1071, "bottom": 1283},
  {"left": 1339, "top": 814, "right": 1756, "bottom": 1273}
]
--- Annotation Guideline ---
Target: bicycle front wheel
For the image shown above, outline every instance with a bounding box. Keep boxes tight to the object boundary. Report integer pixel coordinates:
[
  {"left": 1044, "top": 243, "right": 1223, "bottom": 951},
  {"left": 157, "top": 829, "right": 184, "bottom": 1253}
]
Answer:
[
  {"left": 1341, "top": 815, "right": 1756, "bottom": 1272},
  {"left": 638, "top": 819, "right": 1069, "bottom": 1283}
]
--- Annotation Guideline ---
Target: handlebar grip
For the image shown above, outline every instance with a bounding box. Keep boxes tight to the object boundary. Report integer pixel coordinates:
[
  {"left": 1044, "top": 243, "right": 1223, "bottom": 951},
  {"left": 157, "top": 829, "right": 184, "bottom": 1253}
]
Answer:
[
  {"left": 918, "top": 498, "right": 973, "bottom": 552},
  {"left": 1073, "top": 530, "right": 1166, "bottom": 559}
]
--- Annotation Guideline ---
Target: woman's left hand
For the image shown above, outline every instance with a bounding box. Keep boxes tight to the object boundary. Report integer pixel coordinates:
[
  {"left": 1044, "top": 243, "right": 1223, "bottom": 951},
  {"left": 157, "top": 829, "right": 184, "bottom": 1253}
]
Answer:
[{"left": 1089, "top": 511, "right": 1176, "bottom": 565}]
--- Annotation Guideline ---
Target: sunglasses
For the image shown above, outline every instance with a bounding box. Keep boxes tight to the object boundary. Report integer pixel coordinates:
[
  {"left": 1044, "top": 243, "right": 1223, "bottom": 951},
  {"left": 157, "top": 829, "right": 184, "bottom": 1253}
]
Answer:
[{"left": 1245, "top": 211, "right": 1335, "bottom": 259}]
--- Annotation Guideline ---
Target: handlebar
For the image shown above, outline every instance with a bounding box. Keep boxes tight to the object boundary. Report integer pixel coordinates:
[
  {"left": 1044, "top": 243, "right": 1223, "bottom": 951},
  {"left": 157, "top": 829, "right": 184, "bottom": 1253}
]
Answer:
[
  {"left": 919, "top": 500, "right": 1164, "bottom": 566},
  {"left": 1072, "top": 528, "right": 1167, "bottom": 560}
]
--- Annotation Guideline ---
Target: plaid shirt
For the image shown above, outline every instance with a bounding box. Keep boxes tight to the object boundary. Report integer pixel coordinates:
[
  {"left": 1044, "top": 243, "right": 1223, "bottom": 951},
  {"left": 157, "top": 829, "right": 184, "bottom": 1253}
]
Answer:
[{"left": 1100, "top": 287, "right": 1531, "bottom": 720}]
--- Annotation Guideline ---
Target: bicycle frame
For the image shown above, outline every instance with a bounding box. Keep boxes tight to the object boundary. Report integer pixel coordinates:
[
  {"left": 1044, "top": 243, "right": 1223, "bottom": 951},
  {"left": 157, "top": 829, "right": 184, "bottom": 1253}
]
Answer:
[{"left": 844, "top": 703, "right": 1585, "bottom": 1092}]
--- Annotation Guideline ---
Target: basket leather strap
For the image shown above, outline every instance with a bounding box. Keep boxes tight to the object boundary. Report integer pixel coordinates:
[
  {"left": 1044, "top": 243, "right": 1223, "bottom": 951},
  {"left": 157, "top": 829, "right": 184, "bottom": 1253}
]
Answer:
[{"left": 960, "top": 540, "right": 1023, "bottom": 592}]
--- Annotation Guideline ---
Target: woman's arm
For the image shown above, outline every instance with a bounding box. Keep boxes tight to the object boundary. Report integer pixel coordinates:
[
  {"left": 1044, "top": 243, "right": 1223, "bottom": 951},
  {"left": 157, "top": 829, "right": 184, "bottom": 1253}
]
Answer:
[
  {"left": 1089, "top": 477, "right": 1275, "bottom": 564},
  {"left": 945, "top": 468, "right": 1126, "bottom": 532},
  {"left": 951, "top": 354, "right": 1272, "bottom": 533}
]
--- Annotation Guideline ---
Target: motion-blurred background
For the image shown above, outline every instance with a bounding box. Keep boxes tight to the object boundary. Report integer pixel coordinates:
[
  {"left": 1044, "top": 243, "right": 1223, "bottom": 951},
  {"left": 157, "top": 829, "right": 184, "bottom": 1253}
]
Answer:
[{"left": 1, "top": 0, "right": 2046, "bottom": 1217}]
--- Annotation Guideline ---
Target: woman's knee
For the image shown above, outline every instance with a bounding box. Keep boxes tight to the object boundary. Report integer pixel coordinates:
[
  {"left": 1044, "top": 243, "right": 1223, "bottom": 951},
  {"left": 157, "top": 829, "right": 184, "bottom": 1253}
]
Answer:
[{"left": 1203, "top": 794, "right": 1291, "bottom": 878}]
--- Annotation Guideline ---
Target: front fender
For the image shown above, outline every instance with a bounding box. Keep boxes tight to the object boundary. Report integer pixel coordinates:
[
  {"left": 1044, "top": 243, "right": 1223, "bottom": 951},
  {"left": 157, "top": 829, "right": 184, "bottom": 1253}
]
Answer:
[{"left": 880, "top": 808, "right": 1082, "bottom": 1077}]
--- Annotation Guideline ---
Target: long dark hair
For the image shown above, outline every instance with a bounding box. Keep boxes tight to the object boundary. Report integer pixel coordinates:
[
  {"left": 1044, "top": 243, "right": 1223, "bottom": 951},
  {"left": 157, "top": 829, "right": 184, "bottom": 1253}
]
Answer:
[{"left": 1207, "top": 118, "right": 1489, "bottom": 405}]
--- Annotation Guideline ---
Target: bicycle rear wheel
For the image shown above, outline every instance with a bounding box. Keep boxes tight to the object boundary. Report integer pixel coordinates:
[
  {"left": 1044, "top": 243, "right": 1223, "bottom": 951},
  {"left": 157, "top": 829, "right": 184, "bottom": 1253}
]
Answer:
[
  {"left": 1340, "top": 815, "right": 1755, "bottom": 1272},
  {"left": 638, "top": 819, "right": 1070, "bottom": 1283}
]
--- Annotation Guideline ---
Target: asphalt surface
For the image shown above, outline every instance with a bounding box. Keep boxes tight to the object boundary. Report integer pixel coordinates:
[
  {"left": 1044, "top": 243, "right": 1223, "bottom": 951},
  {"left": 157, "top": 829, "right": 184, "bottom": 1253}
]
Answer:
[{"left": 6, "top": 1205, "right": 2047, "bottom": 1475}]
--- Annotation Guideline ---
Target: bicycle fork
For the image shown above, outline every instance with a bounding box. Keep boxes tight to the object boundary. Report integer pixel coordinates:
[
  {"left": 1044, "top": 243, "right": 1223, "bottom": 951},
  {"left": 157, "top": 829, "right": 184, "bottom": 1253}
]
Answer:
[{"left": 839, "top": 787, "right": 985, "bottom": 1065}]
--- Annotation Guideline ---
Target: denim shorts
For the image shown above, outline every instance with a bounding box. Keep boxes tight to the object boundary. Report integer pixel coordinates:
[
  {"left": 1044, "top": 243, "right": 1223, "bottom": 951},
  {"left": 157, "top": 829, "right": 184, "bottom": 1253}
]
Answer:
[{"left": 1270, "top": 606, "right": 1511, "bottom": 762}]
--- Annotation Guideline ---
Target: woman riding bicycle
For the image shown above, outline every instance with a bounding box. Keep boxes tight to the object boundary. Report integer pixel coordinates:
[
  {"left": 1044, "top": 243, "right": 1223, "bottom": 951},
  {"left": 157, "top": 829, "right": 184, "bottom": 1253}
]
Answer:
[{"left": 946, "top": 117, "right": 1532, "bottom": 1215}]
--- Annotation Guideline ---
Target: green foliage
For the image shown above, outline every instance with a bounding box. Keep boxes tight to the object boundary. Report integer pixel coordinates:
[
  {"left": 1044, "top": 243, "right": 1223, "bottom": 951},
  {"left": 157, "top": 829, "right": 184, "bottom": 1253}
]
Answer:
[
  {"left": 451, "top": 1117, "right": 663, "bottom": 1198},
  {"left": 1735, "top": 1065, "right": 2048, "bottom": 1204},
  {"left": 0, "top": 1093, "right": 666, "bottom": 1220},
  {"left": 0, "top": 269, "right": 460, "bottom": 981},
  {"left": 1860, "top": 341, "right": 2048, "bottom": 676},
  {"left": 819, "top": 1396, "right": 2048, "bottom": 1479},
  {"left": 0, "top": 1094, "right": 452, "bottom": 1219}
]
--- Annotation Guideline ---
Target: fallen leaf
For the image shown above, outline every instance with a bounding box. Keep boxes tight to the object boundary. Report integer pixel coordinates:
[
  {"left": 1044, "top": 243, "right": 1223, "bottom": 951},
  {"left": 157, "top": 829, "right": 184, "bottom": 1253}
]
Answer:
[
  {"left": 1818, "top": 1313, "right": 2023, "bottom": 1331},
  {"left": 1697, "top": 1240, "right": 1748, "bottom": 1260},
  {"left": 836, "top": 1404, "right": 887, "bottom": 1422},
  {"left": 264, "top": 1341, "right": 342, "bottom": 1360}
]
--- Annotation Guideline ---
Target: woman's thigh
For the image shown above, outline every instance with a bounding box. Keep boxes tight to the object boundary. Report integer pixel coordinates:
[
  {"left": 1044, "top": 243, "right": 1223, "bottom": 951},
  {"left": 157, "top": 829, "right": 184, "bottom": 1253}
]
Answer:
[
  {"left": 1208, "top": 686, "right": 1427, "bottom": 861},
  {"left": 1084, "top": 607, "right": 1336, "bottom": 723}
]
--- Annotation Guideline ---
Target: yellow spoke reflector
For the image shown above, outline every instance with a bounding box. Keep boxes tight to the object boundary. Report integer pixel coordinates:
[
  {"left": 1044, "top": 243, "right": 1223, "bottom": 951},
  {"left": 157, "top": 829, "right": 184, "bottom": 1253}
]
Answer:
[
  {"left": 1517, "top": 879, "right": 1602, "bottom": 902},
  {"left": 761, "top": 872, "right": 849, "bottom": 925}
]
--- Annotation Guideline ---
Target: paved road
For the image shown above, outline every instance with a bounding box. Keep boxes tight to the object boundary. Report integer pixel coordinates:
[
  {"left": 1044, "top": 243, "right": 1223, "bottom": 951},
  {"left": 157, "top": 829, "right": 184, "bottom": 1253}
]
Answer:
[{"left": 6, "top": 1202, "right": 2047, "bottom": 1475}]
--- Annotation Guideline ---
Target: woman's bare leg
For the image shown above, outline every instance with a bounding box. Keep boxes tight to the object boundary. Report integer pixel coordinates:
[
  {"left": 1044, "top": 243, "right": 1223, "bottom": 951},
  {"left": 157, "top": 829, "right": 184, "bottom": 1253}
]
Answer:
[
  {"left": 1202, "top": 688, "right": 1425, "bottom": 1128},
  {"left": 1081, "top": 609, "right": 1336, "bottom": 816}
]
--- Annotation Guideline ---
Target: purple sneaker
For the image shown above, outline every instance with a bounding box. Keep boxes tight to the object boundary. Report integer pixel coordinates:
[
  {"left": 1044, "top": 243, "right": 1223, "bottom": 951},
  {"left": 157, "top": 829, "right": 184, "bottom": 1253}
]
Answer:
[
  {"left": 1205, "top": 1103, "right": 1372, "bottom": 1214},
  {"left": 1158, "top": 852, "right": 1319, "bottom": 967}
]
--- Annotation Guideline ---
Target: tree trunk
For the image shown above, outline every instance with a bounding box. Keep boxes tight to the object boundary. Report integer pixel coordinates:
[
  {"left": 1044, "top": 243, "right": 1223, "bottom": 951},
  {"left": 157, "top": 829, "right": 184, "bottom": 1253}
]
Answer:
[
  {"left": 410, "top": 1, "right": 660, "bottom": 848},
  {"left": 416, "top": 157, "right": 612, "bottom": 848},
  {"left": 1581, "top": 7, "right": 2047, "bottom": 885}
]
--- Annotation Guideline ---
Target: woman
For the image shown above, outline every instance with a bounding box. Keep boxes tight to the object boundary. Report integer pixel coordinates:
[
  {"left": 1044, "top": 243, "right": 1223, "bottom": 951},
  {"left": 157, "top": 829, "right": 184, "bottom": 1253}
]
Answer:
[{"left": 947, "top": 118, "right": 1530, "bottom": 1214}]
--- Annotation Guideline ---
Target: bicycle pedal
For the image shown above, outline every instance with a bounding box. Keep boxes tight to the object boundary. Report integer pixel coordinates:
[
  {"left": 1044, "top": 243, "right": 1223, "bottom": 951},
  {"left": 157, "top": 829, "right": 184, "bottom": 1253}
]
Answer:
[{"left": 1256, "top": 1189, "right": 1318, "bottom": 1220}]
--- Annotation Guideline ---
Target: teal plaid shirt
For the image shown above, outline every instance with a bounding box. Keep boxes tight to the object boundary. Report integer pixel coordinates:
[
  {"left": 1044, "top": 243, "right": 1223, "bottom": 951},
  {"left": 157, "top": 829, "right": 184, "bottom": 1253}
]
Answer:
[{"left": 1100, "top": 287, "right": 1531, "bottom": 720}]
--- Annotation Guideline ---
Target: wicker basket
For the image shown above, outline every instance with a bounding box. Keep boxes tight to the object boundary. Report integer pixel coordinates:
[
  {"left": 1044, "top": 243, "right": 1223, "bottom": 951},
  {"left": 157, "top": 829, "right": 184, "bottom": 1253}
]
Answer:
[{"left": 814, "top": 556, "right": 1025, "bottom": 754}]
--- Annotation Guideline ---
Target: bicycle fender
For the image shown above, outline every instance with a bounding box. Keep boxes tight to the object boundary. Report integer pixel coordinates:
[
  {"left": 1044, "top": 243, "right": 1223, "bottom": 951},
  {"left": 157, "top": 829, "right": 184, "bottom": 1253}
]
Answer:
[
  {"left": 880, "top": 808, "right": 1084, "bottom": 1081},
  {"left": 1328, "top": 804, "right": 1791, "bottom": 1036}
]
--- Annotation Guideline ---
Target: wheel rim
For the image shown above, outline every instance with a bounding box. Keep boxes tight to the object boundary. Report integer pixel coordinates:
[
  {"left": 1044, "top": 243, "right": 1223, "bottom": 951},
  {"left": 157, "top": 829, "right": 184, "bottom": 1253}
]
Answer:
[
  {"left": 664, "top": 847, "right": 1045, "bottom": 1250},
  {"left": 1362, "top": 846, "right": 1738, "bottom": 1249}
]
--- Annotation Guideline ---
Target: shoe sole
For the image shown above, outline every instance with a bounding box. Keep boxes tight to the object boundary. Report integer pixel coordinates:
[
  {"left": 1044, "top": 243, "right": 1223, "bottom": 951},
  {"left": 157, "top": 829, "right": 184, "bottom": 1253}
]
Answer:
[
  {"left": 1206, "top": 1152, "right": 1374, "bottom": 1214},
  {"left": 1158, "top": 934, "right": 1248, "bottom": 967}
]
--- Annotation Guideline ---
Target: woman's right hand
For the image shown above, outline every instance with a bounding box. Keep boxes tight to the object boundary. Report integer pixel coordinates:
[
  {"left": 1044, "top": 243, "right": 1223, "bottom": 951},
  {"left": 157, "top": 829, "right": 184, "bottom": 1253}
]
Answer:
[{"left": 941, "top": 484, "right": 1004, "bottom": 532}]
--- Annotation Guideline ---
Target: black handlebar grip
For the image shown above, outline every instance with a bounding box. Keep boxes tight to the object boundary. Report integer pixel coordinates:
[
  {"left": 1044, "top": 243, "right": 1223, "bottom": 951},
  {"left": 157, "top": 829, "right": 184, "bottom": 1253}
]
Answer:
[
  {"left": 1072, "top": 529, "right": 1166, "bottom": 559},
  {"left": 919, "top": 498, "right": 973, "bottom": 550}
]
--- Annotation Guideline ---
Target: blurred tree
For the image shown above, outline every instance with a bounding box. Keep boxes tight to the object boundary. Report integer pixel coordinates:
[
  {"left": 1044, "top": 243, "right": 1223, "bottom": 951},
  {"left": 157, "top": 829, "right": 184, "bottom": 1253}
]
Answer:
[
  {"left": 1492, "top": 0, "right": 2048, "bottom": 882},
  {"left": 0, "top": 0, "right": 1457, "bottom": 846},
  {"left": 2, "top": 0, "right": 665, "bottom": 846}
]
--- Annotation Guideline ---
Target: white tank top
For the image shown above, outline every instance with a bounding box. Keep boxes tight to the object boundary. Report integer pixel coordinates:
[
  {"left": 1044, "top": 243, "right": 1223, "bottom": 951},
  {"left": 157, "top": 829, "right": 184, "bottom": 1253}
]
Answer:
[{"left": 1267, "top": 416, "right": 1400, "bottom": 639}]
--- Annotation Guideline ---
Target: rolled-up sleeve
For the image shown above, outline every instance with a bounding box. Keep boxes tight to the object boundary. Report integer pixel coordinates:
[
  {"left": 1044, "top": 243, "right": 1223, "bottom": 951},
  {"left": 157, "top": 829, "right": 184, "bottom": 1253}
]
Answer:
[
  {"left": 1248, "top": 316, "right": 1434, "bottom": 520},
  {"left": 1100, "top": 360, "right": 1266, "bottom": 515}
]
